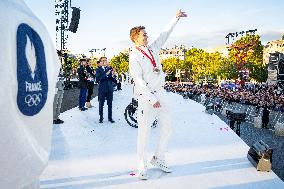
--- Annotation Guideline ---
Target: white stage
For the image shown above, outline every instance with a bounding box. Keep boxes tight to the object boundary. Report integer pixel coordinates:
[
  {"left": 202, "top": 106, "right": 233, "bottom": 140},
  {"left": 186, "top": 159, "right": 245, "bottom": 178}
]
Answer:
[{"left": 40, "top": 84, "right": 284, "bottom": 189}]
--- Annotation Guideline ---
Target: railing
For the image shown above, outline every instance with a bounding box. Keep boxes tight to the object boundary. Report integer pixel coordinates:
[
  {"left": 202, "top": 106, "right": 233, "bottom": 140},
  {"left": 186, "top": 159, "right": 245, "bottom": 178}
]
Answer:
[{"left": 183, "top": 93, "right": 284, "bottom": 129}]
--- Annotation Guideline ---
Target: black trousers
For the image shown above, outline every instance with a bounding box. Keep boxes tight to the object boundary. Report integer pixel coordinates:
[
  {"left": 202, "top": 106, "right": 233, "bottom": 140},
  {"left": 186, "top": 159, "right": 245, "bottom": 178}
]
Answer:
[
  {"left": 99, "top": 91, "right": 113, "bottom": 120},
  {"left": 86, "top": 81, "right": 94, "bottom": 102},
  {"left": 262, "top": 119, "right": 269, "bottom": 128},
  {"left": 117, "top": 82, "right": 122, "bottom": 90}
]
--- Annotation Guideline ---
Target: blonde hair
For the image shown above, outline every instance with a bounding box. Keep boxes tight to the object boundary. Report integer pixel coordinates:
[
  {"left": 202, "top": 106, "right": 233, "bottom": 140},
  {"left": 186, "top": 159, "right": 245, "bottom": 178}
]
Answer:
[{"left": 130, "top": 26, "right": 145, "bottom": 43}]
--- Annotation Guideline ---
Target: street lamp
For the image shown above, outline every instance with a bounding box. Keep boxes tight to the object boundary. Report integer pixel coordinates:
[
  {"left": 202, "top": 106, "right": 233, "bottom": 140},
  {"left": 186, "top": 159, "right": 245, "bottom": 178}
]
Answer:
[
  {"left": 101, "top": 48, "right": 106, "bottom": 57},
  {"left": 225, "top": 29, "right": 257, "bottom": 45},
  {"left": 182, "top": 48, "right": 188, "bottom": 81},
  {"left": 89, "top": 48, "right": 95, "bottom": 58}
]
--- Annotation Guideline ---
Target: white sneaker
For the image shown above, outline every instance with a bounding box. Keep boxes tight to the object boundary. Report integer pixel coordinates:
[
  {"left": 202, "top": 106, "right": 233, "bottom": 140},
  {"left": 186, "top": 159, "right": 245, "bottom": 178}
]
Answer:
[
  {"left": 138, "top": 171, "right": 148, "bottom": 180},
  {"left": 150, "top": 156, "right": 172, "bottom": 173}
]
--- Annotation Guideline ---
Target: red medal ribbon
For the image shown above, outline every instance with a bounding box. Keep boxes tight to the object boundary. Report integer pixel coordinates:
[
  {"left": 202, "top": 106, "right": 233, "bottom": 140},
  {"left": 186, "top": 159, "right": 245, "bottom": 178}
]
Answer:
[{"left": 136, "top": 47, "right": 157, "bottom": 67}]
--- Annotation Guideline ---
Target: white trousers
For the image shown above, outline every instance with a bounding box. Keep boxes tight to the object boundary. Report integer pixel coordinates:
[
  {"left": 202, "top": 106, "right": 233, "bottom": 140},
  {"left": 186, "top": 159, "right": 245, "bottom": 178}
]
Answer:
[
  {"left": 53, "top": 90, "right": 64, "bottom": 120},
  {"left": 137, "top": 93, "right": 172, "bottom": 172}
]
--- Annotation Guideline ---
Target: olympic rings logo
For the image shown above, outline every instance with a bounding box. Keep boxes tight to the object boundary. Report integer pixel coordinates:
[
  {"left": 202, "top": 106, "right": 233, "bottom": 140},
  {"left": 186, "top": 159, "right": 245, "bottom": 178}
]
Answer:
[{"left": 25, "top": 93, "right": 42, "bottom": 107}]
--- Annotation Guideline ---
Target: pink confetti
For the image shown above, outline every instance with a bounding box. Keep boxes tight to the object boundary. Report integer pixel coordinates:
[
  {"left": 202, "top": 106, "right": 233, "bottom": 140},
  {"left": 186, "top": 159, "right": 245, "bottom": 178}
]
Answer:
[{"left": 220, "top": 127, "right": 229, "bottom": 131}]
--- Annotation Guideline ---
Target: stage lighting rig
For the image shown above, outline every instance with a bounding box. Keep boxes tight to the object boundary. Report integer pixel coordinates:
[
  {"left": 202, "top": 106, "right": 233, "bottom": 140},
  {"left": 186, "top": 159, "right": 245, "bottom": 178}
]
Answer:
[
  {"left": 55, "top": 0, "right": 81, "bottom": 51},
  {"left": 225, "top": 29, "right": 257, "bottom": 45}
]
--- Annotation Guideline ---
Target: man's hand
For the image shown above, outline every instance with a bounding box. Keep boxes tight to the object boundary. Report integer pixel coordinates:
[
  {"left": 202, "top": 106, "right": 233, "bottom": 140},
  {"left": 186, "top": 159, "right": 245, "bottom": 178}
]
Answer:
[
  {"left": 176, "top": 9, "right": 187, "bottom": 19},
  {"left": 106, "top": 70, "right": 111, "bottom": 75},
  {"left": 153, "top": 101, "right": 161, "bottom": 108}
]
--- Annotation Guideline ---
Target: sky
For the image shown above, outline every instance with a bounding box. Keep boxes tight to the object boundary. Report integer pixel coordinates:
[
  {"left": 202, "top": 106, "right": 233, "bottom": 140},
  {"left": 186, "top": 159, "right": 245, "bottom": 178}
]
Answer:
[{"left": 24, "top": 0, "right": 284, "bottom": 58}]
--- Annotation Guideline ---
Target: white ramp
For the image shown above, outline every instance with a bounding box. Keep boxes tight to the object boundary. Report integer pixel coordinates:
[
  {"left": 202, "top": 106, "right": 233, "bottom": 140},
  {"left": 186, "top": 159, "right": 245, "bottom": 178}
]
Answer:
[{"left": 40, "top": 84, "right": 284, "bottom": 189}]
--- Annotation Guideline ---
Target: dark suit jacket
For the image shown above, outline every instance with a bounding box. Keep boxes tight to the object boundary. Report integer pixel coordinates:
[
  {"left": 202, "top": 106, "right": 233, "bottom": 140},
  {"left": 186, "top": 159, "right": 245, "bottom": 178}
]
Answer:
[
  {"left": 86, "top": 65, "right": 96, "bottom": 79},
  {"left": 96, "top": 66, "right": 117, "bottom": 95},
  {"left": 77, "top": 65, "right": 88, "bottom": 88},
  {"left": 262, "top": 107, "right": 270, "bottom": 123}
]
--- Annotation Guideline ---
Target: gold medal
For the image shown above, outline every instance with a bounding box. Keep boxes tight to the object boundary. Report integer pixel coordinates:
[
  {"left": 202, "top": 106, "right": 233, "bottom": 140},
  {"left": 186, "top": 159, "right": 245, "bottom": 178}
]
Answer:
[{"left": 153, "top": 67, "right": 160, "bottom": 74}]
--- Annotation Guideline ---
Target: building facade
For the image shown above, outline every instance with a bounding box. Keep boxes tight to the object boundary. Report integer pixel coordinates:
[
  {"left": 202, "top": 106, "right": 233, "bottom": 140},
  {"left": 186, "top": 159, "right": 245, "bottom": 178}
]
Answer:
[{"left": 263, "top": 40, "right": 284, "bottom": 84}]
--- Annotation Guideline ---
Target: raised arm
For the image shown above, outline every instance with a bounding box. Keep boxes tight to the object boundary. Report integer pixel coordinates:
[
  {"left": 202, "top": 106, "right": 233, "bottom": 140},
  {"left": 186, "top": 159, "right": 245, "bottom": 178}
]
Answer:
[{"left": 150, "top": 10, "right": 187, "bottom": 51}]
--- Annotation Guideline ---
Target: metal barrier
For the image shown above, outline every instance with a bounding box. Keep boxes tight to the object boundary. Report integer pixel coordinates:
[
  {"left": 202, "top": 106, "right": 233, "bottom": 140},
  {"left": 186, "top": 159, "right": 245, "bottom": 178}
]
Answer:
[{"left": 189, "top": 93, "right": 284, "bottom": 130}]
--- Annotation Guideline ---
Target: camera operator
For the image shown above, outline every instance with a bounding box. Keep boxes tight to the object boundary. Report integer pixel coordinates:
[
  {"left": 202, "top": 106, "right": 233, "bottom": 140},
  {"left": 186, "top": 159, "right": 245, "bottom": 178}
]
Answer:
[
  {"left": 77, "top": 58, "right": 88, "bottom": 111},
  {"left": 85, "top": 58, "right": 96, "bottom": 108}
]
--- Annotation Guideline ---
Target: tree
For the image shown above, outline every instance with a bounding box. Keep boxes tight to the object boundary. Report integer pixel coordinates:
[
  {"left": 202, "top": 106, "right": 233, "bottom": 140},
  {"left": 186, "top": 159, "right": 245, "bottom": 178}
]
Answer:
[
  {"left": 185, "top": 48, "right": 225, "bottom": 82},
  {"left": 185, "top": 48, "right": 206, "bottom": 82},
  {"left": 109, "top": 52, "right": 129, "bottom": 76},
  {"left": 218, "top": 59, "right": 238, "bottom": 80},
  {"left": 249, "top": 63, "right": 268, "bottom": 83},
  {"left": 162, "top": 47, "right": 232, "bottom": 83},
  {"left": 228, "top": 34, "right": 266, "bottom": 82},
  {"left": 161, "top": 57, "right": 180, "bottom": 81},
  {"left": 60, "top": 53, "right": 79, "bottom": 79}
]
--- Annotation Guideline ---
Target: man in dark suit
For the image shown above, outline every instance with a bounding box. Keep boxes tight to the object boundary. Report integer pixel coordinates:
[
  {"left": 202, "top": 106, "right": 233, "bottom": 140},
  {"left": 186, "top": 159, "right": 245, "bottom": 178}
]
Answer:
[
  {"left": 96, "top": 57, "right": 116, "bottom": 123},
  {"left": 262, "top": 105, "right": 270, "bottom": 129},
  {"left": 77, "top": 58, "right": 88, "bottom": 111}
]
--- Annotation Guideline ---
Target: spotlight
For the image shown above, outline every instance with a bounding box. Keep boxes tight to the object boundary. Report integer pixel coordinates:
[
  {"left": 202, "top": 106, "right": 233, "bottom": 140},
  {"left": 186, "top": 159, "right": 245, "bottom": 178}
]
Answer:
[{"left": 247, "top": 140, "right": 272, "bottom": 172}]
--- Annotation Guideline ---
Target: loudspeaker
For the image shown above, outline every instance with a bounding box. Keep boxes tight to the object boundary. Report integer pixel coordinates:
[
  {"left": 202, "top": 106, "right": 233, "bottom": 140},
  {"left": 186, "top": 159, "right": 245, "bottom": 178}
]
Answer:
[
  {"left": 226, "top": 110, "right": 246, "bottom": 122},
  {"left": 69, "top": 7, "right": 81, "bottom": 33}
]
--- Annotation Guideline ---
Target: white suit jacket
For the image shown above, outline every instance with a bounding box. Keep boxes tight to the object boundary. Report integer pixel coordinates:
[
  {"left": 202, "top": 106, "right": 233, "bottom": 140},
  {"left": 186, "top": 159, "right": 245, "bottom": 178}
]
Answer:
[
  {"left": 0, "top": 0, "right": 60, "bottom": 188},
  {"left": 129, "top": 17, "right": 179, "bottom": 105}
]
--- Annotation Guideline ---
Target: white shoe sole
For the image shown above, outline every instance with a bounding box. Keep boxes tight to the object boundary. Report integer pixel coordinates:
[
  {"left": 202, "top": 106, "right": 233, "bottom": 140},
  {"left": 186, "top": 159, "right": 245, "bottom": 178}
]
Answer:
[
  {"left": 138, "top": 172, "right": 148, "bottom": 180},
  {"left": 151, "top": 159, "right": 172, "bottom": 173}
]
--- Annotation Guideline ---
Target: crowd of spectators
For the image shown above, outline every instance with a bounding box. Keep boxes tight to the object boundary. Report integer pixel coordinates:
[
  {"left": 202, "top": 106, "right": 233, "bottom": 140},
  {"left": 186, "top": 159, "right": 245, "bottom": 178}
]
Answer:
[{"left": 164, "top": 81, "right": 284, "bottom": 112}]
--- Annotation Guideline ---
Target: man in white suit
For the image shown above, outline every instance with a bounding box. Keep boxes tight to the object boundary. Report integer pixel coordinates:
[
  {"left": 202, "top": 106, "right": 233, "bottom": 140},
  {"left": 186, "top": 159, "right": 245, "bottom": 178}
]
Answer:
[
  {"left": 0, "top": 0, "right": 59, "bottom": 188},
  {"left": 129, "top": 10, "right": 187, "bottom": 180}
]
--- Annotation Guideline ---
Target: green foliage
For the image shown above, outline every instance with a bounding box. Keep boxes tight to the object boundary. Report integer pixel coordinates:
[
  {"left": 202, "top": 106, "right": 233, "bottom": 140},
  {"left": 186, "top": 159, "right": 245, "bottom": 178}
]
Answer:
[
  {"left": 161, "top": 57, "right": 180, "bottom": 74},
  {"left": 90, "top": 58, "right": 98, "bottom": 69},
  {"left": 218, "top": 59, "right": 238, "bottom": 80},
  {"left": 161, "top": 57, "right": 181, "bottom": 81},
  {"left": 249, "top": 62, "right": 268, "bottom": 83},
  {"left": 62, "top": 34, "right": 269, "bottom": 83},
  {"left": 162, "top": 48, "right": 226, "bottom": 82},
  {"left": 61, "top": 55, "right": 99, "bottom": 79},
  {"left": 109, "top": 52, "right": 129, "bottom": 76},
  {"left": 228, "top": 34, "right": 266, "bottom": 82},
  {"left": 61, "top": 55, "right": 79, "bottom": 78},
  {"left": 161, "top": 41, "right": 267, "bottom": 83}
]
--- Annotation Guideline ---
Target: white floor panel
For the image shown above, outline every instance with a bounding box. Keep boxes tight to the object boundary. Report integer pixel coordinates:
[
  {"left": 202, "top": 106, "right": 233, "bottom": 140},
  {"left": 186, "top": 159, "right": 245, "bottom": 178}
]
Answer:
[{"left": 40, "top": 84, "right": 284, "bottom": 189}]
